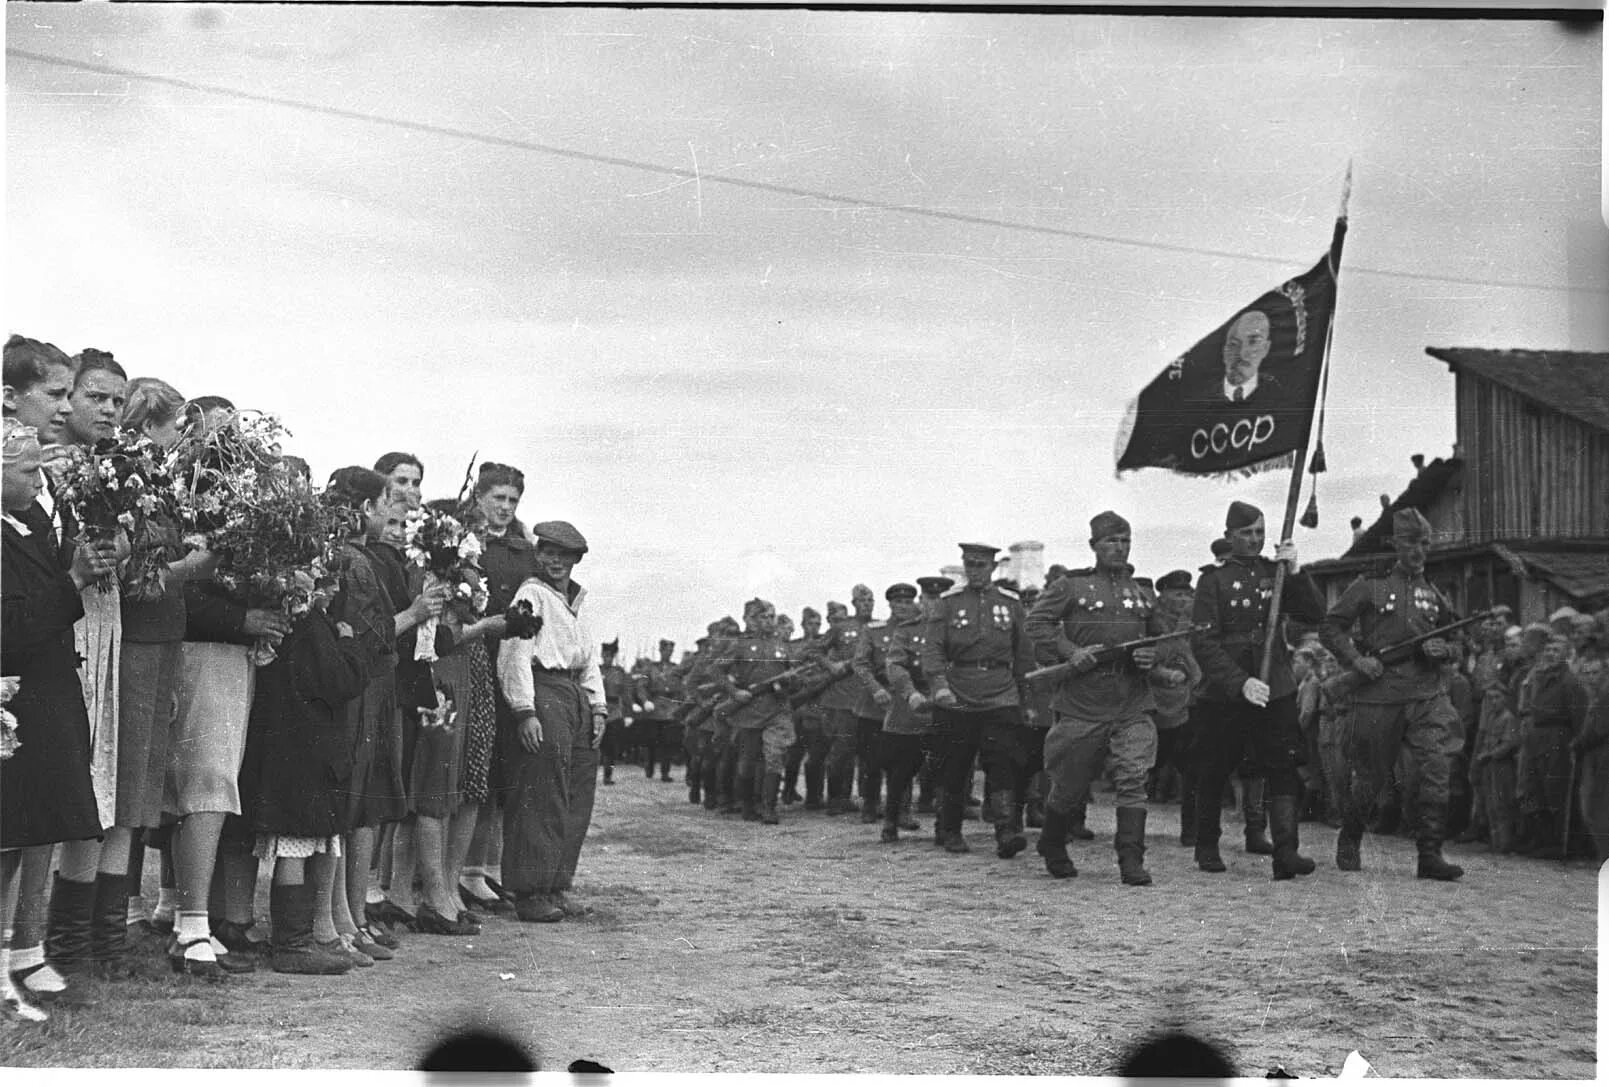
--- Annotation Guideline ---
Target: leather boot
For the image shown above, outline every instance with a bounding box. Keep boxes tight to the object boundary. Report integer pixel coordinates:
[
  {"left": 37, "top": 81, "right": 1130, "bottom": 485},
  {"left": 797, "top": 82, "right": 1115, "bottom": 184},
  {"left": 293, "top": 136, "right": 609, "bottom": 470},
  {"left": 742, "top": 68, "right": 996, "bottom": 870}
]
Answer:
[
  {"left": 270, "top": 883, "right": 349, "bottom": 975},
  {"left": 993, "top": 791, "right": 1027, "bottom": 859},
  {"left": 760, "top": 772, "right": 781, "bottom": 826},
  {"left": 1243, "top": 776, "right": 1274, "bottom": 854},
  {"left": 701, "top": 757, "right": 720, "bottom": 810},
  {"left": 881, "top": 793, "right": 900, "bottom": 843},
  {"left": 45, "top": 876, "right": 97, "bottom": 975},
  {"left": 804, "top": 762, "right": 825, "bottom": 810},
  {"left": 738, "top": 769, "right": 760, "bottom": 821},
  {"left": 1114, "top": 806, "right": 1153, "bottom": 886},
  {"left": 1268, "top": 795, "right": 1316, "bottom": 880},
  {"left": 90, "top": 873, "right": 137, "bottom": 975},
  {"left": 1336, "top": 817, "right": 1365, "bottom": 871},
  {"left": 1068, "top": 801, "right": 1096, "bottom": 840},
  {"left": 1193, "top": 791, "right": 1226, "bottom": 872},
  {"left": 1036, "top": 807, "right": 1078, "bottom": 879},
  {"left": 1179, "top": 773, "right": 1198, "bottom": 847},
  {"left": 1025, "top": 800, "right": 1045, "bottom": 829},
  {"left": 688, "top": 775, "right": 702, "bottom": 805},
  {"left": 1415, "top": 802, "right": 1465, "bottom": 881}
]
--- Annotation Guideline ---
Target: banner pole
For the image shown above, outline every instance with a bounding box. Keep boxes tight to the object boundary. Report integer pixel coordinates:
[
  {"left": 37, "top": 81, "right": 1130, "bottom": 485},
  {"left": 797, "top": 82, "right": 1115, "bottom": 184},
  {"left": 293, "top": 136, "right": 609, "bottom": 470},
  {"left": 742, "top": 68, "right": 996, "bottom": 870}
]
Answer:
[{"left": 1257, "top": 164, "right": 1350, "bottom": 682}]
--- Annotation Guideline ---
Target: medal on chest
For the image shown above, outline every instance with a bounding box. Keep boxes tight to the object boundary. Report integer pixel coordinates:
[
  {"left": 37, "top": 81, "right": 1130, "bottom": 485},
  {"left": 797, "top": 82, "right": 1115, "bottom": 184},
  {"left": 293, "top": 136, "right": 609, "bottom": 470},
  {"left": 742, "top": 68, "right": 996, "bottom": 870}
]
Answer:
[
  {"left": 992, "top": 603, "right": 1012, "bottom": 630},
  {"left": 952, "top": 607, "right": 969, "bottom": 630}
]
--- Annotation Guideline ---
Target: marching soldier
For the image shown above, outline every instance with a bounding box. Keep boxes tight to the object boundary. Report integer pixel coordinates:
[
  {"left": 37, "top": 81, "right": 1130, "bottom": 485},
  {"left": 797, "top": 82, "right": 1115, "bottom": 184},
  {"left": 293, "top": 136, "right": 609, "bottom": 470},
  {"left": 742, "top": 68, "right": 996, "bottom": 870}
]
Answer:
[
  {"left": 813, "top": 591, "right": 874, "bottom": 814},
  {"left": 1192, "top": 500, "right": 1324, "bottom": 880},
  {"left": 1179, "top": 538, "right": 1235, "bottom": 847},
  {"left": 879, "top": 583, "right": 934, "bottom": 842},
  {"left": 1025, "top": 512, "right": 1169, "bottom": 885},
  {"left": 694, "top": 617, "right": 742, "bottom": 810},
  {"left": 716, "top": 599, "right": 797, "bottom": 824},
  {"left": 851, "top": 587, "right": 910, "bottom": 824},
  {"left": 1319, "top": 507, "right": 1467, "bottom": 880},
  {"left": 783, "top": 607, "right": 828, "bottom": 807},
  {"left": 599, "top": 640, "right": 631, "bottom": 786},
  {"left": 920, "top": 544, "right": 1036, "bottom": 857},
  {"left": 633, "top": 639, "right": 683, "bottom": 783}
]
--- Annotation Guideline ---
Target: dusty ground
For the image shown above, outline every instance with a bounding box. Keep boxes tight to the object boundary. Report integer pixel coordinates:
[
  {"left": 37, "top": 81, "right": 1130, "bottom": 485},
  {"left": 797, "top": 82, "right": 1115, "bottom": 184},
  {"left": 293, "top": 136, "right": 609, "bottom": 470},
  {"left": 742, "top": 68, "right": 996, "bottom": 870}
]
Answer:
[{"left": 4, "top": 770, "right": 1599, "bottom": 1076}]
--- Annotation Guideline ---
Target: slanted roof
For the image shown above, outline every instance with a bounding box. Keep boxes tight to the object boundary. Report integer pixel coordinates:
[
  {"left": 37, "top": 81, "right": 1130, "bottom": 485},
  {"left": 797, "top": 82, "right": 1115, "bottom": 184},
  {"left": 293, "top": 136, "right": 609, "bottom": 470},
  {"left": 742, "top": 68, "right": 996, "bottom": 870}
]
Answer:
[
  {"left": 1427, "top": 347, "right": 1609, "bottom": 435},
  {"left": 1342, "top": 456, "right": 1463, "bottom": 558},
  {"left": 1512, "top": 549, "right": 1609, "bottom": 608}
]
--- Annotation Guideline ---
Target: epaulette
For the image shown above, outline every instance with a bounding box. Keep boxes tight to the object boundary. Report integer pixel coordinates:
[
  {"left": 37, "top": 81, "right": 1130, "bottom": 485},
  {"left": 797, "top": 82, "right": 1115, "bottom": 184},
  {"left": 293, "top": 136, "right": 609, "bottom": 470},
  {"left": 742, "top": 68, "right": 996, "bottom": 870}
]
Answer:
[
  {"left": 941, "top": 585, "right": 966, "bottom": 598},
  {"left": 867, "top": 620, "right": 888, "bottom": 631},
  {"left": 995, "top": 585, "right": 1020, "bottom": 601},
  {"left": 1063, "top": 567, "right": 1096, "bottom": 577}
]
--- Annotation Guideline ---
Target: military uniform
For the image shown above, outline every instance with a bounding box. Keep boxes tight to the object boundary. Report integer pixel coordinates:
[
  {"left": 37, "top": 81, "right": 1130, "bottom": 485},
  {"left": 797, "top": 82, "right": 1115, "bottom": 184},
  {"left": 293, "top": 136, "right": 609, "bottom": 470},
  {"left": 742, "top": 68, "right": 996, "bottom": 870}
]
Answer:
[
  {"left": 920, "top": 545, "right": 1036, "bottom": 856},
  {"left": 633, "top": 643, "right": 683, "bottom": 782},
  {"left": 850, "top": 607, "right": 903, "bottom": 825},
  {"left": 715, "top": 605, "right": 796, "bottom": 824},
  {"left": 688, "top": 618, "right": 740, "bottom": 810},
  {"left": 783, "top": 611, "right": 829, "bottom": 807},
  {"left": 883, "top": 589, "right": 942, "bottom": 842},
  {"left": 1192, "top": 501, "right": 1325, "bottom": 879},
  {"left": 1024, "top": 513, "right": 1168, "bottom": 883},
  {"left": 811, "top": 602, "right": 870, "bottom": 814},
  {"left": 599, "top": 644, "right": 630, "bottom": 786},
  {"left": 1318, "top": 507, "right": 1463, "bottom": 879}
]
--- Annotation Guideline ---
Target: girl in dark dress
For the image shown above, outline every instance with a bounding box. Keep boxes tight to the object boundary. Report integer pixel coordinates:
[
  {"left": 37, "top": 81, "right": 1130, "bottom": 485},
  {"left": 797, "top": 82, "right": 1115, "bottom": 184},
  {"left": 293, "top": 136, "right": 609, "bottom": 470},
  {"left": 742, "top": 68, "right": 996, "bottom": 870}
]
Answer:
[{"left": 1, "top": 420, "right": 115, "bottom": 1021}]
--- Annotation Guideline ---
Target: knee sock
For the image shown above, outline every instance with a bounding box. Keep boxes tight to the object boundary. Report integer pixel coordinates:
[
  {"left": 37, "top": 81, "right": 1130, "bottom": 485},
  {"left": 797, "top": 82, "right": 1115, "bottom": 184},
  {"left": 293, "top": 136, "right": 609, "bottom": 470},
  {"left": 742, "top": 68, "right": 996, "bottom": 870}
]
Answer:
[{"left": 10, "top": 944, "right": 66, "bottom": 993}]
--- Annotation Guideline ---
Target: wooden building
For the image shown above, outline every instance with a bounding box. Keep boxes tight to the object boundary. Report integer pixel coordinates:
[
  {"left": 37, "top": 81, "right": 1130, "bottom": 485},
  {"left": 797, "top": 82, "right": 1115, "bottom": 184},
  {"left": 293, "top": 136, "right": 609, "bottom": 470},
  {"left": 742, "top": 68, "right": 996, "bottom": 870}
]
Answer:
[{"left": 1304, "top": 347, "right": 1609, "bottom": 622}]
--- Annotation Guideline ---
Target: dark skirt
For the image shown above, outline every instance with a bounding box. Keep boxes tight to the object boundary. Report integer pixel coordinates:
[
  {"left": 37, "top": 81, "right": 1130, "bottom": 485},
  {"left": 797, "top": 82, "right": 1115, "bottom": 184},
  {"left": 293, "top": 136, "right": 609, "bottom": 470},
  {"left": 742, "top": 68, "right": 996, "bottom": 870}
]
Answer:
[
  {"left": 342, "top": 666, "right": 406, "bottom": 829},
  {"left": 1, "top": 673, "right": 100, "bottom": 851},
  {"left": 115, "top": 640, "right": 183, "bottom": 829}
]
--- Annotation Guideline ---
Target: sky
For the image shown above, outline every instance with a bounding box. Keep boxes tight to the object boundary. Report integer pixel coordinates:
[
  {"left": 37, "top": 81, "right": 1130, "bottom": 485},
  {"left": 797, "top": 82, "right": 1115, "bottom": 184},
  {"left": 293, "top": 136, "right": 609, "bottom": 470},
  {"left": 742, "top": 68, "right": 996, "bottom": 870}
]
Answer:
[{"left": 6, "top": 6, "right": 1605, "bottom": 659}]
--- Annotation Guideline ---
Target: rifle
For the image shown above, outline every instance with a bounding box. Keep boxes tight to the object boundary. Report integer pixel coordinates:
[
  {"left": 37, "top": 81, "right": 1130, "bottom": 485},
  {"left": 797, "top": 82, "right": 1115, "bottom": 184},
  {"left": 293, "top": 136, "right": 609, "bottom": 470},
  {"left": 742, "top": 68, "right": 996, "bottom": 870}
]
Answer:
[
  {"left": 1322, "top": 609, "right": 1498, "bottom": 700},
  {"left": 712, "top": 661, "right": 828, "bottom": 717},
  {"left": 1561, "top": 746, "right": 1578, "bottom": 865},
  {"left": 676, "top": 680, "right": 726, "bottom": 729},
  {"left": 1026, "top": 624, "right": 1211, "bottom": 685}
]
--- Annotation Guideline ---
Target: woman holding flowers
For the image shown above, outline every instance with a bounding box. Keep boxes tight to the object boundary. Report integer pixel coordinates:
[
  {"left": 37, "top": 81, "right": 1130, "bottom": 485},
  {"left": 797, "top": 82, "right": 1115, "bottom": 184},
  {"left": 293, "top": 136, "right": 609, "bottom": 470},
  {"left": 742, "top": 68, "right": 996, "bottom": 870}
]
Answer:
[
  {"left": 325, "top": 467, "right": 448, "bottom": 964},
  {"left": 455, "top": 463, "right": 535, "bottom": 913},
  {"left": 2, "top": 418, "right": 116, "bottom": 1020}
]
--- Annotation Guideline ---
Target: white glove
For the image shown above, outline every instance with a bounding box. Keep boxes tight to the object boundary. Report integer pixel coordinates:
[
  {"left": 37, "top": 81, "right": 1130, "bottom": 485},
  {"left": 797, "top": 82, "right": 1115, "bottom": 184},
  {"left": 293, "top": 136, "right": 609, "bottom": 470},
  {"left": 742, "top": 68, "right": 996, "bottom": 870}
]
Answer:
[
  {"left": 1241, "top": 677, "right": 1271, "bottom": 707},
  {"left": 643, "top": 701, "right": 656, "bottom": 713},
  {"left": 1275, "top": 541, "right": 1299, "bottom": 570}
]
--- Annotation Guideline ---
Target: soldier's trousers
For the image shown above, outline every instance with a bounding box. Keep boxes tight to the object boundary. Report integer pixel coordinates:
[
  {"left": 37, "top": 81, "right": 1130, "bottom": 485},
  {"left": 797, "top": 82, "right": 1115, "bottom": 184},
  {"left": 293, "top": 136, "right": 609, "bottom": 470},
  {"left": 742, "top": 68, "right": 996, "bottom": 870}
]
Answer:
[
  {"left": 823, "top": 707, "right": 860, "bottom": 800},
  {"left": 1192, "top": 694, "right": 1303, "bottom": 846},
  {"left": 737, "top": 714, "right": 796, "bottom": 780},
  {"left": 1044, "top": 710, "right": 1156, "bottom": 814},
  {"left": 856, "top": 715, "right": 885, "bottom": 810},
  {"left": 879, "top": 732, "right": 926, "bottom": 819},
  {"left": 599, "top": 716, "right": 624, "bottom": 774},
  {"left": 640, "top": 718, "right": 683, "bottom": 778},
  {"left": 1341, "top": 695, "right": 1454, "bottom": 842},
  {"left": 1318, "top": 712, "right": 1349, "bottom": 822},
  {"left": 1475, "top": 756, "right": 1518, "bottom": 852},
  {"left": 785, "top": 706, "right": 829, "bottom": 799},
  {"left": 498, "top": 672, "right": 599, "bottom": 897},
  {"left": 933, "top": 707, "right": 1031, "bottom": 834}
]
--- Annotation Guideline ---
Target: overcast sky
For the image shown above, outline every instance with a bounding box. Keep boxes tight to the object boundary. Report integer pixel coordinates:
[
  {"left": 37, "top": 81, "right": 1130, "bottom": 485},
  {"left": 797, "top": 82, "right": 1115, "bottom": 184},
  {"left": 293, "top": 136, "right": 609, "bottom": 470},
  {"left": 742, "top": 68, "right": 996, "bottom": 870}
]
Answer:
[{"left": 6, "top": 6, "right": 1604, "bottom": 657}]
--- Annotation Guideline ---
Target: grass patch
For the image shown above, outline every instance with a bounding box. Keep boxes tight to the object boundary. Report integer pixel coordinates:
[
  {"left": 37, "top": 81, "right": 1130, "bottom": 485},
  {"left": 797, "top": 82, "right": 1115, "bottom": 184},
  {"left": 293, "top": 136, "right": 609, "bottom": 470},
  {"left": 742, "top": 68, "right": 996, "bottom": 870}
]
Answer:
[{"left": 588, "top": 823, "right": 727, "bottom": 858}]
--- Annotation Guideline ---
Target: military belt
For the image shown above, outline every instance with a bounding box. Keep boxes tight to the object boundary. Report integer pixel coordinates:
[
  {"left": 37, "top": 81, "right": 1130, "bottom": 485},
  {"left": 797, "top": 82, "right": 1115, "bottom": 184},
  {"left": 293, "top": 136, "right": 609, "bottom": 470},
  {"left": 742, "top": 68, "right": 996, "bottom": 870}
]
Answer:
[
  {"left": 533, "top": 664, "right": 586, "bottom": 680},
  {"left": 953, "top": 663, "right": 1010, "bottom": 671}
]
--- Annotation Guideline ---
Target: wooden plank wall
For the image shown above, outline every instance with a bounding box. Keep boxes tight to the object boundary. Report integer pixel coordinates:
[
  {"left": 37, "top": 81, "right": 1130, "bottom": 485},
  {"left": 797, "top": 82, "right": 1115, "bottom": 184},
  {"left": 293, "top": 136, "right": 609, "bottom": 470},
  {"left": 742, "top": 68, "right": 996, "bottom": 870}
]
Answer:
[{"left": 1458, "top": 373, "right": 1609, "bottom": 540}]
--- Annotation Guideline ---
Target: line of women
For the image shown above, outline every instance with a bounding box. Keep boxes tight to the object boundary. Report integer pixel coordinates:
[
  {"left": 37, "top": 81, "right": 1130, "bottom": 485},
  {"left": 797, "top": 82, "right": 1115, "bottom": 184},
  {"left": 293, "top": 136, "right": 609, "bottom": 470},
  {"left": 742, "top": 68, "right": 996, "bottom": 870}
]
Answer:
[{"left": 2, "top": 333, "right": 608, "bottom": 1024}]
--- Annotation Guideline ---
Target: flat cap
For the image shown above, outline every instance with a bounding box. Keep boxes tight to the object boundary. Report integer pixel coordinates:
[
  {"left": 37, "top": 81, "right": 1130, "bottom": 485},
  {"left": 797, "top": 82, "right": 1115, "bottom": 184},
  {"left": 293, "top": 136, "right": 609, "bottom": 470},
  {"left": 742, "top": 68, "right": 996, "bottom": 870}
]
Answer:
[
  {"left": 1549, "top": 605, "right": 1582, "bottom": 624},
  {"left": 1391, "top": 507, "right": 1433, "bottom": 542},
  {"left": 1225, "top": 500, "right": 1263, "bottom": 531},
  {"left": 916, "top": 575, "right": 955, "bottom": 595},
  {"left": 1156, "top": 569, "right": 1193, "bottom": 592},
  {"left": 959, "top": 542, "right": 1000, "bottom": 559},
  {"left": 885, "top": 582, "right": 918, "bottom": 602},
  {"left": 1089, "top": 510, "right": 1131, "bottom": 541},
  {"left": 531, "top": 519, "right": 588, "bottom": 554}
]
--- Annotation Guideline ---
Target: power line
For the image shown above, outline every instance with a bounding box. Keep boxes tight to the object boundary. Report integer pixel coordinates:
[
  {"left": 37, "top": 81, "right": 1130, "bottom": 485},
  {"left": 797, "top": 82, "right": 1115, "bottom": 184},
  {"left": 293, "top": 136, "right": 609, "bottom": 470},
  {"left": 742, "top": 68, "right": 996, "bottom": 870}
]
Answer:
[{"left": 10, "top": 47, "right": 1606, "bottom": 297}]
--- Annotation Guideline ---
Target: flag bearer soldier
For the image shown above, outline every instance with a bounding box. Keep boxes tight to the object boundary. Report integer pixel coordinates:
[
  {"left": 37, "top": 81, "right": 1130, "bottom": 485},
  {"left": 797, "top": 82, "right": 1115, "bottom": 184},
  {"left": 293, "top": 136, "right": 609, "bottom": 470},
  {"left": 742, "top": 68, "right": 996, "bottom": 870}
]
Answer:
[
  {"left": 633, "top": 639, "right": 682, "bottom": 783},
  {"left": 921, "top": 543, "right": 1037, "bottom": 857},
  {"left": 1318, "top": 507, "right": 1467, "bottom": 880},
  {"left": 783, "top": 607, "right": 828, "bottom": 807},
  {"left": 851, "top": 588, "right": 909, "bottom": 825},
  {"left": 1026, "top": 512, "right": 1168, "bottom": 885},
  {"left": 599, "top": 640, "right": 631, "bottom": 786},
  {"left": 717, "top": 598, "right": 796, "bottom": 825},
  {"left": 813, "top": 592, "right": 873, "bottom": 815},
  {"left": 1191, "top": 500, "right": 1324, "bottom": 880}
]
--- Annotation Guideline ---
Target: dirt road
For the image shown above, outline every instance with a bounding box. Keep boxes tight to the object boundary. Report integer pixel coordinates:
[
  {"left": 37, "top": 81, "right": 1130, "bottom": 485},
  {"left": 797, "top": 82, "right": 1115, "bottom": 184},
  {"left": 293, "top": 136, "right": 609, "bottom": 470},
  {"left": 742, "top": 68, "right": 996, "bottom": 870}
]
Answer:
[{"left": 6, "top": 772, "right": 1599, "bottom": 1075}]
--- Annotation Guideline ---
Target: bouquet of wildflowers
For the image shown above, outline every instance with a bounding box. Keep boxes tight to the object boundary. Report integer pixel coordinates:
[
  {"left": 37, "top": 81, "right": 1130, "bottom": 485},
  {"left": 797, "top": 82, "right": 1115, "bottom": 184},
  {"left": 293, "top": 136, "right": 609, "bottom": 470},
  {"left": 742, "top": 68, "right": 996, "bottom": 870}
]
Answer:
[
  {"left": 53, "top": 436, "right": 181, "bottom": 597},
  {"left": 406, "top": 505, "right": 487, "bottom": 662},
  {"left": 0, "top": 676, "right": 19, "bottom": 761}
]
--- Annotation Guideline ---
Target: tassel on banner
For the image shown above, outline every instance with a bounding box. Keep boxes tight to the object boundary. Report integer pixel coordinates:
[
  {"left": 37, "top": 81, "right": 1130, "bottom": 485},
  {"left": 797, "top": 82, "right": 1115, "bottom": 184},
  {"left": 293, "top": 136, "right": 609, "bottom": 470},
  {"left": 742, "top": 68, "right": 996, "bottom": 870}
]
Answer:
[
  {"left": 1299, "top": 490, "right": 1320, "bottom": 530},
  {"left": 1309, "top": 440, "right": 1327, "bottom": 475}
]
